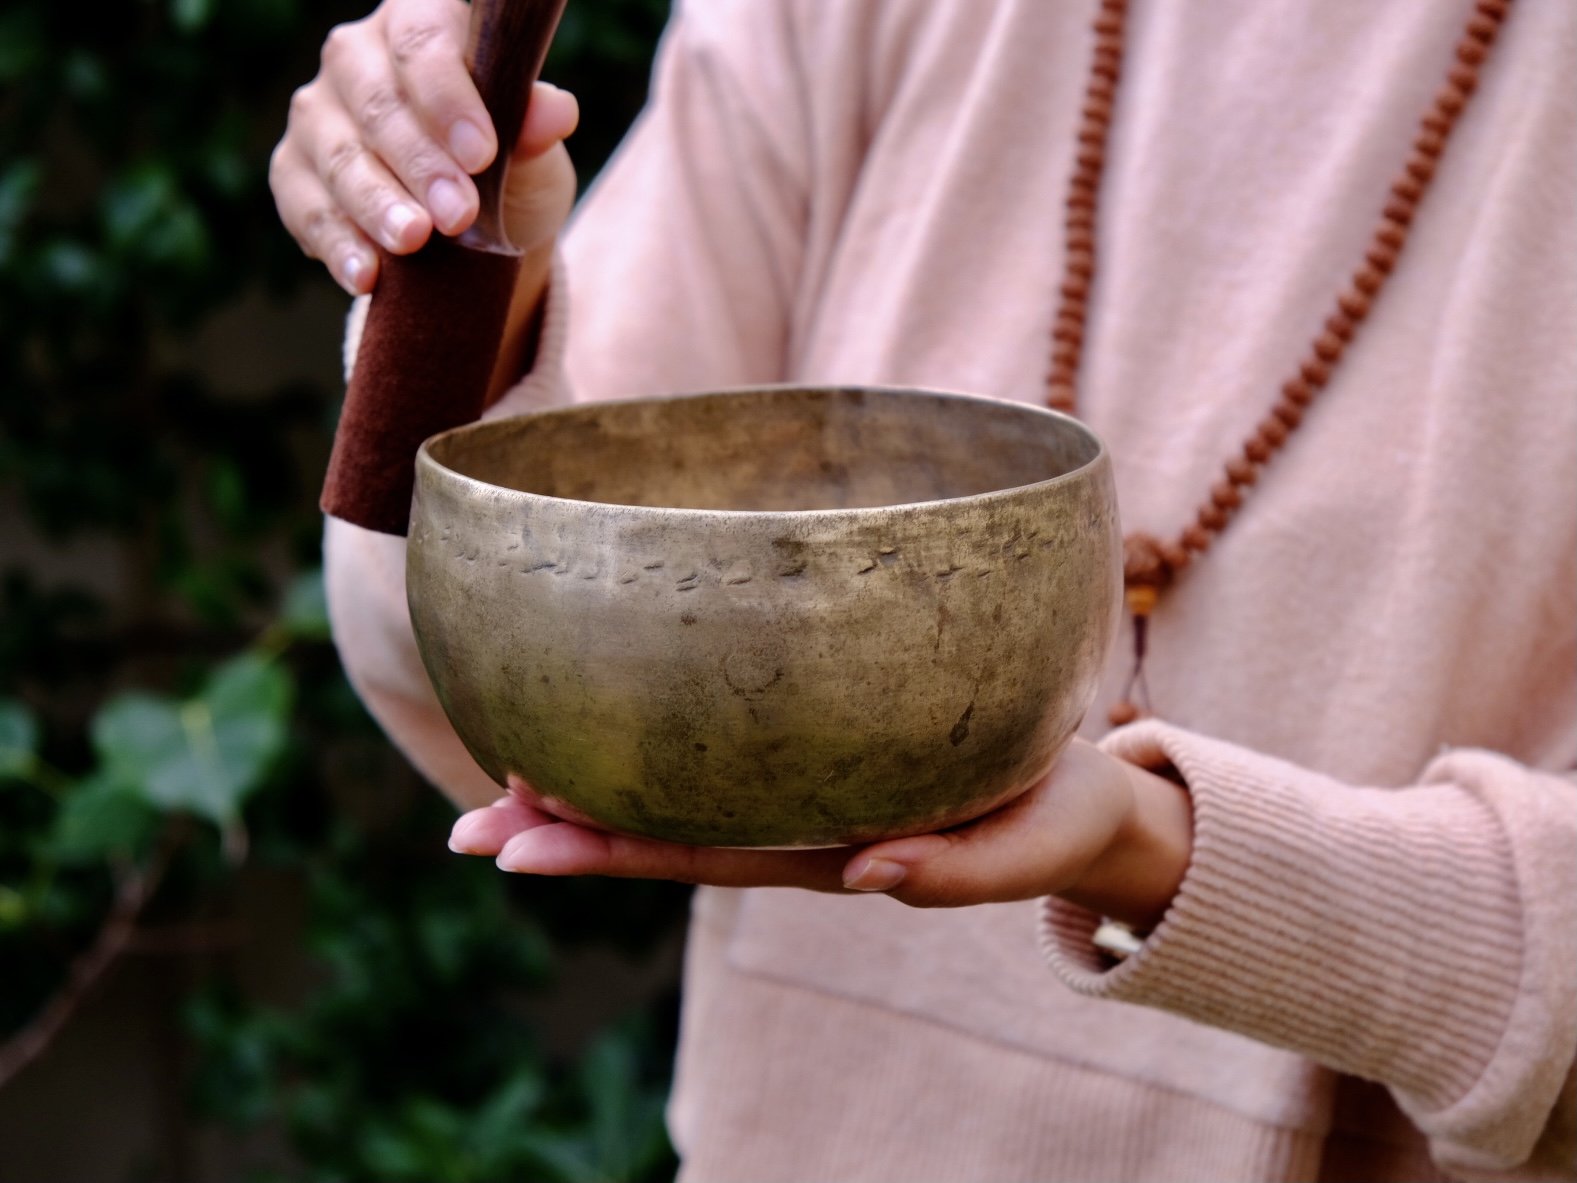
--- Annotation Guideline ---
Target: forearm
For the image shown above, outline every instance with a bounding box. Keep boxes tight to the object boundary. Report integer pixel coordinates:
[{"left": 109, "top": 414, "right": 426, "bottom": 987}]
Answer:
[{"left": 323, "top": 516, "right": 505, "bottom": 811}]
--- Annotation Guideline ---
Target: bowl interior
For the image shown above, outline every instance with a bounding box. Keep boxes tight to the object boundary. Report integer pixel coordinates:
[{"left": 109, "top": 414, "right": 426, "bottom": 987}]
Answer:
[{"left": 424, "top": 386, "right": 1100, "bottom": 512}]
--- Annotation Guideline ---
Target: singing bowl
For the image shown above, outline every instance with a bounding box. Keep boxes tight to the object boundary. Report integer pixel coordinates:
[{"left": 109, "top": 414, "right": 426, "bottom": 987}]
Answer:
[{"left": 408, "top": 386, "right": 1120, "bottom": 847}]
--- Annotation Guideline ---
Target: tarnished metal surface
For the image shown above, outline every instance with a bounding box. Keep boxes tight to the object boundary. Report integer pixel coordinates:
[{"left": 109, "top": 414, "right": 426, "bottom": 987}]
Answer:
[{"left": 408, "top": 386, "right": 1120, "bottom": 847}]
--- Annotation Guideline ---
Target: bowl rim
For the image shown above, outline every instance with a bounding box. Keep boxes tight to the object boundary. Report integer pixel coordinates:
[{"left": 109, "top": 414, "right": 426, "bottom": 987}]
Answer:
[{"left": 415, "top": 383, "right": 1110, "bottom": 523}]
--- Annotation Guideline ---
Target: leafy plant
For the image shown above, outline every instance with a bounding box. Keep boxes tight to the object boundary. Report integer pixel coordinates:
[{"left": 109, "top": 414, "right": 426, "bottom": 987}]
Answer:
[{"left": 0, "top": 0, "right": 685, "bottom": 1178}]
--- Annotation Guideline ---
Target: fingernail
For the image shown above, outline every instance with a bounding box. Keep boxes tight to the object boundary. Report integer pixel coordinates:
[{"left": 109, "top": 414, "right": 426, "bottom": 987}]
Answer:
[
  {"left": 337, "top": 251, "right": 368, "bottom": 294},
  {"left": 496, "top": 834, "right": 546, "bottom": 873},
  {"left": 447, "top": 811, "right": 490, "bottom": 854},
  {"left": 843, "top": 858, "right": 906, "bottom": 892},
  {"left": 448, "top": 119, "right": 490, "bottom": 172},
  {"left": 382, "top": 203, "right": 418, "bottom": 249},
  {"left": 427, "top": 178, "right": 466, "bottom": 233}
]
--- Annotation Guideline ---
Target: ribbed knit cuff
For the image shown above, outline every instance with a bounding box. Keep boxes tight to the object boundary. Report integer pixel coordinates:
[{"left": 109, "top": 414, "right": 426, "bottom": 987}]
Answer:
[{"left": 1039, "top": 722, "right": 1524, "bottom": 1120}]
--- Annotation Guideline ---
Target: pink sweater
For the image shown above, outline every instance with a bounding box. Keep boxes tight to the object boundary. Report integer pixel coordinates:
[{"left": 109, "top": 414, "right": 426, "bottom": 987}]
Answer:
[{"left": 326, "top": 0, "right": 1577, "bottom": 1178}]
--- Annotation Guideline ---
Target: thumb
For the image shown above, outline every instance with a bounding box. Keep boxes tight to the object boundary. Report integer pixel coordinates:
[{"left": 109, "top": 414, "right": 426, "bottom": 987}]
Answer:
[
  {"left": 841, "top": 832, "right": 959, "bottom": 902},
  {"left": 839, "top": 814, "right": 1066, "bottom": 908},
  {"left": 498, "top": 85, "right": 577, "bottom": 255},
  {"left": 836, "top": 756, "right": 1126, "bottom": 908},
  {"left": 514, "top": 82, "right": 579, "bottom": 162}
]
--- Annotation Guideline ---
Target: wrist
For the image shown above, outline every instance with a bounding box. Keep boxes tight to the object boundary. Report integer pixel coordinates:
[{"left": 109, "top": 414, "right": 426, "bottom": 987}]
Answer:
[{"left": 1060, "top": 758, "right": 1193, "bottom": 932}]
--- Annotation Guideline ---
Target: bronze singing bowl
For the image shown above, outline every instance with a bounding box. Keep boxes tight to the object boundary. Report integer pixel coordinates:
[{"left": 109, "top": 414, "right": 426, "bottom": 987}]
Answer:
[{"left": 408, "top": 386, "right": 1120, "bottom": 847}]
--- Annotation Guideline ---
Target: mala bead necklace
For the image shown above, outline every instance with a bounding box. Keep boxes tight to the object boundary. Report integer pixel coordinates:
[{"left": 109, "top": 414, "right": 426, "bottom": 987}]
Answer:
[{"left": 1048, "top": 0, "right": 1515, "bottom": 727}]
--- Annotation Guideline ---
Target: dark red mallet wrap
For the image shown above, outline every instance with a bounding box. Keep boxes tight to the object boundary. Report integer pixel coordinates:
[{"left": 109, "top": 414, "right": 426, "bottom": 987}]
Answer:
[{"left": 320, "top": 0, "right": 568, "bottom": 535}]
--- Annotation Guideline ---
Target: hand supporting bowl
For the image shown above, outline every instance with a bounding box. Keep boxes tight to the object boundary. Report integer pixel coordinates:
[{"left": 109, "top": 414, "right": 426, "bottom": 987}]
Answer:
[{"left": 407, "top": 386, "right": 1121, "bottom": 847}]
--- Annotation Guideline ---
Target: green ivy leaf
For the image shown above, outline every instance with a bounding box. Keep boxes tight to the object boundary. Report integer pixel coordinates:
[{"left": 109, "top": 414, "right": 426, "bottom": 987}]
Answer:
[
  {"left": 359, "top": 1125, "right": 428, "bottom": 1180},
  {"left": 203, "top": 144, "right": 248, "bottom": 197},
  {"left": 49, "top": 772, "right": 159, "bottom": 864},
  {"left": 102, "top": 164, "right": 212, "bottom": 274},
  {"left": 91, "top": 692, "right": 185, "bottom": 795},
  {"left": 579, "top": 1022, "right": 671, "bottom": 1182},
  {"left": 0, "top": 699, "right": 40, "bottom": 778},
  {"left": 0, "top": 159, "right": 41, "bottom": 269},
  {"left": 469, "top": 1067, "right": 547, "bottom": 1159},
  {"left": 0, "top": 885, "right": 29, "bottom": 930},
  {"left": 171, "top": 0, "right": 216, "bottom": 34},
  {"left": 204, "top": 652, "right": 292, "bottom": 719},
  {"left": 280, "top": 568, "right": 330, "bottom": 641},
  {"left": 142, "top": 201, "right": 211, "bottom": 273},
  {"left": 414, "top": 906, "right": 471, "bottom": 985},
  {"left": 582, "top": 1027, "right": 642, "bottom": 1178},
  {"left": 37, "top": 239, "right": 103, "bottom": 295},
  {"left": 516, "top": 1130, "right": 599, "bottom": 1183},
  {"left": 61, "top": 49, "right": 108, "bottom": 101},
  {"left": 103, "top": 166, "right": 177, "bottom": 251},
  {"left": 208, "top": 458, "right": 248, "bottom": 533},
  {"left": 90, "top": 654, "right": 292, "bottom": 825}
]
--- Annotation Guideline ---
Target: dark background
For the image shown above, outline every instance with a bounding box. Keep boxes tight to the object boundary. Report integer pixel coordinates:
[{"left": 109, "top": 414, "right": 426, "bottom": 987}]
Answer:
[{"left": 0, "top": 2, "right": 684, "bottom": 1179}]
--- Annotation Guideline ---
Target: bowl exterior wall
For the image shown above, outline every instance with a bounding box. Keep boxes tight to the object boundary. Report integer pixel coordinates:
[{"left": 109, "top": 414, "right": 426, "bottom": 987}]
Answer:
[{"left": 408, "top": 429, "right": 1120, "bottom": 847}]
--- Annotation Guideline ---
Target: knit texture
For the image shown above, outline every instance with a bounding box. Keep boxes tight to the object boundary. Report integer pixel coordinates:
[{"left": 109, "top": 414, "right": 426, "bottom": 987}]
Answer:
[
  {"left": 326, "top": 0, "right": 1577, "bottom": 1178},
  {"left": 1043, "top": 723, "right": 1576, "bottom": 1176}
]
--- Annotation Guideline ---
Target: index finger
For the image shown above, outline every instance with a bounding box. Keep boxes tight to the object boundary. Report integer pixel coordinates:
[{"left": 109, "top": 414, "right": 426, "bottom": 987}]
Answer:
[{"left": 383, "top": 0, "right": 496, "bottom": 173}]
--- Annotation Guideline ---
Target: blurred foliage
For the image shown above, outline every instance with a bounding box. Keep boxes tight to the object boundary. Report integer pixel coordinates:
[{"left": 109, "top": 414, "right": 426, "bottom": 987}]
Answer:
[{"left": 0, "top": 0, "right": 683, "bottom": 1179}]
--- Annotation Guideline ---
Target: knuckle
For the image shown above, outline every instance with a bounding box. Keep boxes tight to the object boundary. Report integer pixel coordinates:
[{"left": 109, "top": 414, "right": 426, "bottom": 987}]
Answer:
[
  {"left": 268, "top": 156, "right": 300, "bottom": 214},
  {"left": 286, "top": 84, "right": 315, "bottom": 126},
  {"left": 403, "top": 146, "right": 448, "bottom": 186},
  {"left": 266, "top": 143, "right": 289, "bottom": 188},
  {"left": 389, "top": 20, "right": 446, "bottom": 66},
  {"left": 299, "top": 207, "right": 342, "bottom": 258},
  {"left": 357, "top": 84, "right": 405, "bottom": 135},
  {"left": 302, "top": 205, "right": 337, "bottom": 239},
  {"left": 323, "top": 139, "right": 365, "bottom": 188},
  {"left": 320, "top": 21, "right": 360, "bottom": 65},
  {"left": 352, "top": 173, "right": 393, "bottom": 219}
]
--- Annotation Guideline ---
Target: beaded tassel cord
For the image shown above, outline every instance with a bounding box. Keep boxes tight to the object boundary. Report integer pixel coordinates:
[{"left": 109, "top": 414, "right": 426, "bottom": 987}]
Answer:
[{"left": 1046, "top": 0, "right": 1514, "bottom": 726}]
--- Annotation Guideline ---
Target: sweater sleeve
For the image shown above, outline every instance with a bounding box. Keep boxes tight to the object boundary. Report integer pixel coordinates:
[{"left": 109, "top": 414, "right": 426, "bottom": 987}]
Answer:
[
  {"left": 1039, "top": 720, "right": 1577, "bottom": 1181},
  {"left": 324, "top": 0, "right": 808, "bottom": 808}
]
